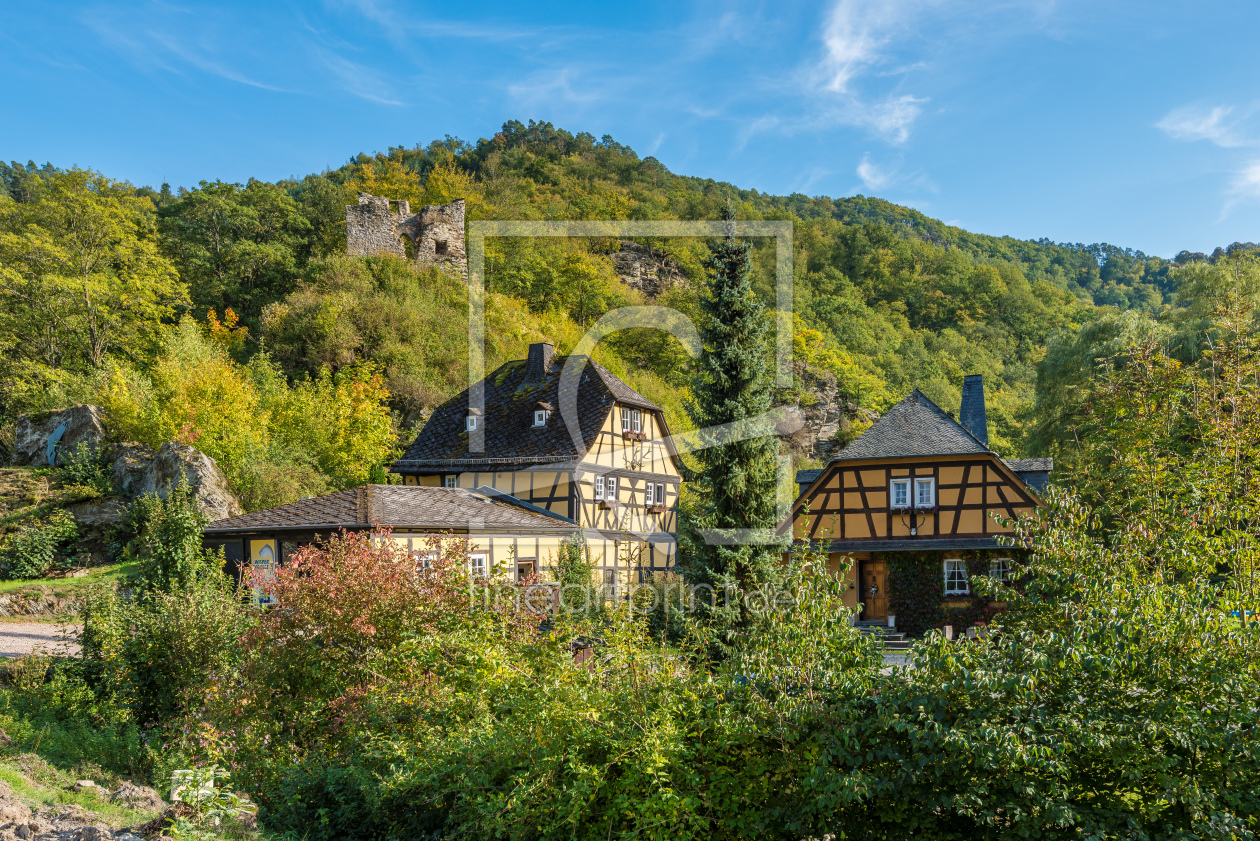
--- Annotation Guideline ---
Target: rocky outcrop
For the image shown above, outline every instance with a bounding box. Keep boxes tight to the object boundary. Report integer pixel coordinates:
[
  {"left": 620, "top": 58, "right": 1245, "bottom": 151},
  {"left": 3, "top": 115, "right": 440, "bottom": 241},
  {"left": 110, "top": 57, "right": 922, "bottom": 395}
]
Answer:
[
  {"left": 0, "top": 586, "right": 80, "bottom": 617},
  {"left": 610, "top": 241, "right": 686, "bottom": 298},
  {"left": 137, "top": 442, "right": 242, "bottom": 521},
  {"left": 779, "top": 370, "right": 880, "bottom": 463},
  {"left": 11, "top": 406, "right": 106, "bottom": 467},
  {"left": 109, "top": 442, "right": 156, "bottom": 499}
]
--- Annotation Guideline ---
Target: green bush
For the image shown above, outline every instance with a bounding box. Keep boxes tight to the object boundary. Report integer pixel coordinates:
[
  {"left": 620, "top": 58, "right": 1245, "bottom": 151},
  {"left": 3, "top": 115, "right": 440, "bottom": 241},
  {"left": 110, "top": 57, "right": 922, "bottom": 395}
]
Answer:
[
  {"left": 60, "top": 441, "right": 116, "bottom": 497},
  {"left": 122, "top": 483, "right": 209, "bottom": 590},
  {"left": 0, "top": 509, "right": 78, "bottom": 579}
]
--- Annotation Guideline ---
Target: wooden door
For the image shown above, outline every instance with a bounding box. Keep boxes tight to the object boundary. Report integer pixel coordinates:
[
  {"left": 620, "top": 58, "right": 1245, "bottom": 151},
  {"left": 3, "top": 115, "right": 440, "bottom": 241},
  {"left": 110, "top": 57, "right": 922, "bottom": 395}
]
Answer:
[{"left": 860, "top": 559, "right": 889, "bottom": 621}]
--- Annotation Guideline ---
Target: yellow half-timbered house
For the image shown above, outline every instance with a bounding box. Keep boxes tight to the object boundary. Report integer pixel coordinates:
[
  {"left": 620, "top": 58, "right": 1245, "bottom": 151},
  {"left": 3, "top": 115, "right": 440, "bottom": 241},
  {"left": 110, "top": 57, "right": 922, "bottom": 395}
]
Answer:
[{"left": 788, "top": 375, "right": 1051, "bottom": 632}]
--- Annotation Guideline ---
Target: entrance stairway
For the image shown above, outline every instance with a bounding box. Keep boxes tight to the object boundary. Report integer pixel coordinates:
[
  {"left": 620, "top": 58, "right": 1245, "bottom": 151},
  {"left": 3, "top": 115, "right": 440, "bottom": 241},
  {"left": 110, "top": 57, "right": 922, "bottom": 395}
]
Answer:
[{"left": 854, "top": 620, "right": 911, "bottom": 651}]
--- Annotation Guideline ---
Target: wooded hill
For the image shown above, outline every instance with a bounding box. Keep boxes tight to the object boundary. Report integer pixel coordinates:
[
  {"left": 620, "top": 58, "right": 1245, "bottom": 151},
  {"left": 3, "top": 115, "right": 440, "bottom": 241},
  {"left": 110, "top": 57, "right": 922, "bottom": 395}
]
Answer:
[{"left": 2, "top": 119, "right": 1252, "bottom": 508}]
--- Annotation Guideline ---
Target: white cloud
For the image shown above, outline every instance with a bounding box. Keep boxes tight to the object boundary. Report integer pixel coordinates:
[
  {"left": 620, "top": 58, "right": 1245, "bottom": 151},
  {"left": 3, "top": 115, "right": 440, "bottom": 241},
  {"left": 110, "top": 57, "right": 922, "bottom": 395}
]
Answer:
[
  {"left": 856, "top": 154, "right": 892, "bottom": 190},
  {"left": 818, "top": 0, "right": 920, "bottom": 93},
  {"left": 1221, "top": 159, "right": 1260, "bottom": 218},
  {"left": 1157, "top": 104, "right": 1247, "bottom": 148},
  {"left": 310, "top": 47, "right": 404, "bottom": 105}
]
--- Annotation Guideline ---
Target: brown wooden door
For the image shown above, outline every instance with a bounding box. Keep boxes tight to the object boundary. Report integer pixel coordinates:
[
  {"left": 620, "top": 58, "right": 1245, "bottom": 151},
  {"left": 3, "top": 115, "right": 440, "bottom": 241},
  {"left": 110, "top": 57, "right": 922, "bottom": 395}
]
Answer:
[{"left": 860, "top": 559, "right": 888, "bottom": 621}]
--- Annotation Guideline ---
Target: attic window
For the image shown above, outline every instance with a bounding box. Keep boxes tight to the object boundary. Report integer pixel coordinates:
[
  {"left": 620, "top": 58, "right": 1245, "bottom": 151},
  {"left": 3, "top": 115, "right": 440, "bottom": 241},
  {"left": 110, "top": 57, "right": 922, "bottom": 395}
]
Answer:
[
  {"left": 466, "top": 415, "right": 477, "bottom": 431},
  {"left": 534, "top": 409, "right": 547, "bottom": 427},
  {"left": 890, "top": 478, "right": 910, "bottom": 509},
  {"left": 620, "top": 407, "right": 642, "bottom": 434}
]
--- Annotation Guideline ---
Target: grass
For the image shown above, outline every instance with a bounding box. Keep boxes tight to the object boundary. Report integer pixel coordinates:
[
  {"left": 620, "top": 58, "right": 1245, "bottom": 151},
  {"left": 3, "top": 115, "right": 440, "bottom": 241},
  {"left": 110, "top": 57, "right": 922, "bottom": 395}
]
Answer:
[
  {"left": 0, "top": 760, "right": 161, "bottom": 828},
  {"left": 0, "top": 562, "right": 137, "bottom": 597}
]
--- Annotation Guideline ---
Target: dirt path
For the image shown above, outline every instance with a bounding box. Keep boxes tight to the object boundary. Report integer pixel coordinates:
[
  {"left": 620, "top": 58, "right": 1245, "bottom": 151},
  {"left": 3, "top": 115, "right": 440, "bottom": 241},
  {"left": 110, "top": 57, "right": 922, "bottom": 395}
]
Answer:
[{"left": 0, "top": 622, "right": 80, "bottom": 658}]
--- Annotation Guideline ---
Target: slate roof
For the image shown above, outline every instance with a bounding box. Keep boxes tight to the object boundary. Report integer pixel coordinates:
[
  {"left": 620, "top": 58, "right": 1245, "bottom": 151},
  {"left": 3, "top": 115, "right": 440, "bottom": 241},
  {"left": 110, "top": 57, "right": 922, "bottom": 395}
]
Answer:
[
  {"left": 393, "top": 354, "right": 663, "bottom": 472},
  {"left": 1003, "top": 458, "right": 1053, "bottom": 493},
  {"left": 795, "top": 469, "right": 823, "bottom": 489},
  {"left": 204, "top": 485, "right": 576, "bottom": 534},
  {"left": 832, "top": 389, "right": 990, "bottom": 461}
]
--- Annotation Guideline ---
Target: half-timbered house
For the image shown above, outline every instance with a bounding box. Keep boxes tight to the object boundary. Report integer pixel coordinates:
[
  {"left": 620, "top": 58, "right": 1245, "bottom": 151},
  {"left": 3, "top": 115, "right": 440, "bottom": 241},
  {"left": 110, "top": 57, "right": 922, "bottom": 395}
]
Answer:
[
  {"left": 787, "top": 375, "right": 1051, "bottom": 634},
  {"left": 390, "top": 342, "right": 683, "bottom": 590}
]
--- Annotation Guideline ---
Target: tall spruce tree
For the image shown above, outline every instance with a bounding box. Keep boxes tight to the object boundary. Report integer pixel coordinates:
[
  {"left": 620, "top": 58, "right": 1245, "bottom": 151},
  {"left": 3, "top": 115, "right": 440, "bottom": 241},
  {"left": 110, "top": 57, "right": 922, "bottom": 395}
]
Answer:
[{"left": 682, "top": 206, "right": 783, "bottom": 635}]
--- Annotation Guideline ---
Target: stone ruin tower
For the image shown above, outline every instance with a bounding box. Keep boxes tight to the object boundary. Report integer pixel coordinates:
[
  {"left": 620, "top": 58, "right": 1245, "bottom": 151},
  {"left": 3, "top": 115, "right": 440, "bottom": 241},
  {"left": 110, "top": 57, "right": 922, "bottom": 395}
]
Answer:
[{"left": 345, "top": 193, "right": 467, "bottom": 278}]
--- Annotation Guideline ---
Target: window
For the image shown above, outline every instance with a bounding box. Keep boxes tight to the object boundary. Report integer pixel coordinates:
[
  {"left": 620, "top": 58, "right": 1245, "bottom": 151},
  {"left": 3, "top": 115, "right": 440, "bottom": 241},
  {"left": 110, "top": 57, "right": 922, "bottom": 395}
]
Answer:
[
  {"left": 645, "top": 483, "right": 654, "bottom": 505},
  {"left": 621, "top": 407, "right": 631, "bottom": 432},
  {"left": 595, "top": 475, "right": 605, "bottom": 500},
  {"left": 470, "top": 554, "right": 487, "bottom": 578},
  {"left": 915, "top": 477, "right": 935, "bottom": 508},
  {"left": 435, "top": 239, "right": 449, "bottom": 255},
  {"left": 534, "top": 409, "right": 547, "bottom": 427},
  {"left": 466, "top": 415, "right": 477, "bottom": 431},
  {"left": 890, "top": 478, "right": 910, "bottom": 509},
  {"left": 603, "top": 568, "right": 617, "bottom": 597},
  {"left": 656, "top": 483, "right": 665, "bottom": 506},
  {"left": 632, "top": 409, "right": 642, "bottom": 433},
  {"left": 444, "top": 475, "right": 457, "bottom": 488},
  {"left": 607, "top": 476, "right": 617, "bottom": 500},
  {"left": 414, "top": 550, "right": 435, "bottom": 572},
  {"left": 944, "top": 559, "right": 969, "bottom": 595},
  {"left": 989, "top": 557, "right": 1012, "bottom": 583}
]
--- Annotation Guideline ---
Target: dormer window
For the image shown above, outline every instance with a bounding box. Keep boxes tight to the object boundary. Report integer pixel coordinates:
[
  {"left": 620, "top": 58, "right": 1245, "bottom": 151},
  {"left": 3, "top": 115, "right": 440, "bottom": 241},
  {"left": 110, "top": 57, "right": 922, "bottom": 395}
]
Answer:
[
  {"left": 890, "top": 478, "right": 910, "bottom": 509},
  {"left": 466, "top": 415, "right": 477, "bottom": 431},
  {"left": 534, "top": 410, "right": 547, "bottom": 427}
]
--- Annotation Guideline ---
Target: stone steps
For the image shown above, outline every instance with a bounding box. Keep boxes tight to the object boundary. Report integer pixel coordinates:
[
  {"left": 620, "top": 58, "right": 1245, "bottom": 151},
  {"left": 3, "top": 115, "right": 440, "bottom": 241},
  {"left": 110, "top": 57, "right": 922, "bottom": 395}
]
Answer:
[{"left": 854, "top": 621, "right": 912, "bottom": 651}]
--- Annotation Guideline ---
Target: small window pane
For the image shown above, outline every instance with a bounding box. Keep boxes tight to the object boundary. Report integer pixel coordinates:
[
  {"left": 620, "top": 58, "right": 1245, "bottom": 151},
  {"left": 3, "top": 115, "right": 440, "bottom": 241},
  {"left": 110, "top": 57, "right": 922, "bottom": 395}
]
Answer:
[
  {"left": 944, "top": 559, "right": 969, "bottom": 595},
  {"left": 534, "top": 410, "right": 546, "bottom": 427},
  {"left": 595, "top": 475, "right": 605, "bottom": 500},
  {"left": 645, "top": 483, "right": 654, "bottom": 505},
  {"left": 470, "top": 554, "right": 487, "bottom": 577},
  {"left": 621, "top": 407, "right": 630, "bottom": 431},
  {"left": 466, "top": 416, "right": 477, "bottom": 431},
  {"left": 891, "top": 479, "right": 909, "bottom": 508},
  {"left": 989, "top": 557, "right": 1012, "bottom": 582},
  {"left": 657, "top": 483, "right": 665, "bottom": 505},
  {"left": 607, "top": 476, "right": 617, "bottom": 499},
  {"left": 632, "top": 409, "right": 642, "bottom": 432},
  {"left": 444, "top": 475, "right": 456, "bottom": 488},
  {"left": 915, "top": 478, "right": 934, "bottom": 507}
]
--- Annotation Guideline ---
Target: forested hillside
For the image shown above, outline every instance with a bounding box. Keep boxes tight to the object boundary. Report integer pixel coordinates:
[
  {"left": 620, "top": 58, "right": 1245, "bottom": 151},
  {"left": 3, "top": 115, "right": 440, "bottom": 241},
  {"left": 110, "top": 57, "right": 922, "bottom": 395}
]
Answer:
[{"left": 2, "top": 119, "right": 1254, "bottom": 508}]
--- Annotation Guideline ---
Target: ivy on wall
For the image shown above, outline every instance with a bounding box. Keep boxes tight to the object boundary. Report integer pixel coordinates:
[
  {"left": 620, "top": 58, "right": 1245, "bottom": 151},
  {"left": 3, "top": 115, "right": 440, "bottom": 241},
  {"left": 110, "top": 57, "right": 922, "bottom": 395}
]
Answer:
[{"left": 886, "top": 550, "right": 1006, "bottom": 638}]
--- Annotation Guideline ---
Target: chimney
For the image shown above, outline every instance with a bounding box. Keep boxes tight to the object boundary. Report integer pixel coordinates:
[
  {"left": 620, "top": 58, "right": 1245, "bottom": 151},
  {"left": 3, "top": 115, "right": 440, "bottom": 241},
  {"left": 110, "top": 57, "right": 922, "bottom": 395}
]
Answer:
[
  {"left": 959, "top": 374, "right": 989, "bottom": 448},
  {"left": 525, "top": 342, "right": 555, "bottom": 381}
]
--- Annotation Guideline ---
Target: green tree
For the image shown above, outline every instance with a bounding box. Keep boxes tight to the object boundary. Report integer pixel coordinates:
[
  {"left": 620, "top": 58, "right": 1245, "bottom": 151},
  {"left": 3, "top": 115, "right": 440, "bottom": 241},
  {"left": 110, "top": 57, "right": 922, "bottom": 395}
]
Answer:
[
  {"left": 159, "top": 179, "right": 311, "bottom": 320},
  {"left": 0, "top": 168, "right": 186, "bottom": 371},
  {"left": 682, "top": 207, "right": 782, "bottom": 635}
]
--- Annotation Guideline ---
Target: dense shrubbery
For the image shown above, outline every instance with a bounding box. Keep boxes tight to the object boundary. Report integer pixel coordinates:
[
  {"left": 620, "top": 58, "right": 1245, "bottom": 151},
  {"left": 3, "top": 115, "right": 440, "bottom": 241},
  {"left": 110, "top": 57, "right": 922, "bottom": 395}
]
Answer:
[{"left": 0, "top": 508, "right": 77, "bottom": 579}]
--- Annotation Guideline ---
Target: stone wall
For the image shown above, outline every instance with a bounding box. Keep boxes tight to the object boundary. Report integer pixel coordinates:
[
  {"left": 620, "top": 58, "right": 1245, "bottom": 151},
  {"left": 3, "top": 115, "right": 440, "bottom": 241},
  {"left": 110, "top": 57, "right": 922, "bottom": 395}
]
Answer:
[{"left": 345, "top": 193, "right": 467, "bottom": 278}]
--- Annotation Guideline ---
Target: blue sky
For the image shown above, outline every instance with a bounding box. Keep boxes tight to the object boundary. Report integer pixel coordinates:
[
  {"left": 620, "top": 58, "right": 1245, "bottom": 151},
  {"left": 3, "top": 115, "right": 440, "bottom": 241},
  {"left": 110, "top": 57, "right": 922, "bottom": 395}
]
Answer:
[{"left": 2, "top": 0, "right": 1258, "bottom": 257}]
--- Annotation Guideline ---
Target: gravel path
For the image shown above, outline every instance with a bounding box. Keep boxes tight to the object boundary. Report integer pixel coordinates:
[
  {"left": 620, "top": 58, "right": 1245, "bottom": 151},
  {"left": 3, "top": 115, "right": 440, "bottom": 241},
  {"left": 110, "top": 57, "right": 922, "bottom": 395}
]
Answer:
[{"left": 0, "top": 622, "right": 81, "bottom": 658}]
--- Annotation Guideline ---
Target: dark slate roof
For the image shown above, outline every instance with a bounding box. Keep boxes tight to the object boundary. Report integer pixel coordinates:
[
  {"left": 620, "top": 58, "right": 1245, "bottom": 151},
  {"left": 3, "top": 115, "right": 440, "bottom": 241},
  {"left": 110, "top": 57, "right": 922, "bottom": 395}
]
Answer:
[
  {"left": 204, "top": 485, "right": 576, "bottom": 533},
  {"left": 1004, "top": 458, "right": 1053, "bottom": 493},
  {"left": 393, "top": 355, "right": 661, "bottom": 472},
  {"left": 795, "top": 469, "right": 823, "bottom": 487},
  {"left": 832, "top": 389, "right": 990, "bottom": 461}
]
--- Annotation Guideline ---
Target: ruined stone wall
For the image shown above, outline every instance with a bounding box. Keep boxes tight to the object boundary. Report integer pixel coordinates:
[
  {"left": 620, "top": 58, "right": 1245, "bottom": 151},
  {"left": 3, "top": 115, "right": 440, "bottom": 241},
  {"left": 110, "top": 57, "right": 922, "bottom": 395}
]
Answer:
[{"left": 345, "top": 193, "right": 467, "bottom": 278}]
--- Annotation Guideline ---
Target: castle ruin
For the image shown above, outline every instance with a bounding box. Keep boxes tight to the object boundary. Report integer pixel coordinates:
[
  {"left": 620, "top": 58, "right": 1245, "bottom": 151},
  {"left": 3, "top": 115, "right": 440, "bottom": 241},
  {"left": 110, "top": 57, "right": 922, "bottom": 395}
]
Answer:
[{"left": 345, "top": 193, "right": 467, "bottom": 278}]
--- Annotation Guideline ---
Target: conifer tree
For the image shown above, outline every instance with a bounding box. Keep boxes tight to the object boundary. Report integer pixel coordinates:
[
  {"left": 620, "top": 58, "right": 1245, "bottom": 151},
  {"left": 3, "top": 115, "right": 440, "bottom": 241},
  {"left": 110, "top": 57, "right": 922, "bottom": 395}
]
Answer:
[{"left": 682, "top": 206, "right": 783, "bottom": 634}]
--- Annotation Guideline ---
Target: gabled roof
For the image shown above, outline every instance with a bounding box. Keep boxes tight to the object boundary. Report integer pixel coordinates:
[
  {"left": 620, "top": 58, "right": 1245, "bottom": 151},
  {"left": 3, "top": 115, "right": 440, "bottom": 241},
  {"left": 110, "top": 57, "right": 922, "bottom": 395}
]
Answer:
[
  {"left": 832, "top": 389, "right": 990, "bottom": 461},
  {"left": 204, "top": 485, "right": 576, "bottom": 534},
  {"left": 1003, "top": 458, "right": 1053, "bottom": 493},
  {"left": 393, "top": 354, "right": 663, "bottom": 472}
]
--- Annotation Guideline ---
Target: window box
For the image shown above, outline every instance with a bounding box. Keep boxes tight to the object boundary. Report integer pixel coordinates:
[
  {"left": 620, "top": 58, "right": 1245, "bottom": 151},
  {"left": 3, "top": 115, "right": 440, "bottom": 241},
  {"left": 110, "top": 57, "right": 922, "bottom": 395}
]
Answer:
[
  {"left": 600, "top": 499, "right": 620, "bottom": 510},
  {"left": 648, "top": 503, "right": 667, "bottom": 514},
  {"left": 622, "top": 430, "right": 646, "bottom": 441}
]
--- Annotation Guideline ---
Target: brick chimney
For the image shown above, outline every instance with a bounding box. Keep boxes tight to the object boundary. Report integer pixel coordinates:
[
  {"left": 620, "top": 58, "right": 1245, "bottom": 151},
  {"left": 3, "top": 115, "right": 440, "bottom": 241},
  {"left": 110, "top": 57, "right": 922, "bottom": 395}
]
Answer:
[
  {"left": 960, "top": 374, "right": 989, "bottom": 448},
  {"left": 525, "top": 342, "right": 555, "bottom": 381}
]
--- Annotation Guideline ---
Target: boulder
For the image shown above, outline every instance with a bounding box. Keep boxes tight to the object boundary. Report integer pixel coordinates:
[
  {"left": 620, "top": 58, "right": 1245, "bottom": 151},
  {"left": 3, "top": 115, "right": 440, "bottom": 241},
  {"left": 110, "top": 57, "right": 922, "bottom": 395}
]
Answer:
[
  {"left": 11, "top": 406, "right": 106, "bottom": 467},
  {"left": 109, "top": 442, "right": 156, "bottom": 498},
  {"left": 138, "top": 443, "right": 242, "bottom": 521},
  {"left": 109, "top": 782, "right": 166, "bottom": 812},
  {"left": 66, "top": 498, "right": 128, "bottom": 528}
]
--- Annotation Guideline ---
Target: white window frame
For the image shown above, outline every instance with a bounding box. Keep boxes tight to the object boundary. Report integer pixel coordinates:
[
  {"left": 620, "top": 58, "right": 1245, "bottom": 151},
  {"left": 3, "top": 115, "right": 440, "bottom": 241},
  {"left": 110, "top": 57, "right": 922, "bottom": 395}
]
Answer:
[
  {"left": 989, "top": 557, "right": 1012, "bottom": 583},
  {"left": 470, "top": 553, "right": 487, "bottom": 578},
  {"left": 534, "top": 409, "right": 547, "bottom": 427},
  {"left": 595, "top": 475, "right": 605, "bottom": 500},
  {"left": 466, "top": 415, "right": 477, "bottom": 431},
  {"left": 607, "top": 476, "right": 618, "bottom": 500},
  {"left": 890, "top": 478, "right": 910, "bottom": 509},
  {"left": 414, "top": 550, "right": 436, "bottom": 572},
  {"left": 621, "top": 407, "right": 631, "bottom": 432},
  {"left": 915, "top": 477, "right": 935, "bottom": 508},
  {"left": 944, "top": 558, "right": 969, "bottom": 596},
  {"left": 603, "top": 567, "right": 617, "bottom": 596},
  {"left": 444, "top": 475, "right": 457, "bottom": 488},
  {"left": 645, "top": 483, "right": 655, "bottom": 505},
  {"left": 656, "top": 483, "right": 665, "bottom": 506},
  {"left": 632, "top": 409, "right": 642, "bottom": 433}
]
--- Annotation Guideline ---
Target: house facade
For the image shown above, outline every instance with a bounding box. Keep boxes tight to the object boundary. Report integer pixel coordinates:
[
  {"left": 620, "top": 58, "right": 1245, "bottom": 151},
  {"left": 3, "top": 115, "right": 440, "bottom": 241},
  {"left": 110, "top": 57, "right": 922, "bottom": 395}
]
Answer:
[
  {"left": 390, "top": 342, "right": 682, "bottom": 591},
  {"left": 788, "top": 375, "right": 1051, "bottom": 636}
]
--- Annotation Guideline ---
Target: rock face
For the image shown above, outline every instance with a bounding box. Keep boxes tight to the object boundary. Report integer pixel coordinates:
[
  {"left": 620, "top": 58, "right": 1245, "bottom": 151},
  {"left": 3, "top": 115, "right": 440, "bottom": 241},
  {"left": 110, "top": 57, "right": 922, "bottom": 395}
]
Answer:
[
  {"left": 109, "top": 442, "right": 156, "bottom": 499},
  {"left": 780, "top": 370, "right": 880, "bottom": 463},
  {"left": 137, "top": 442, "right": 242, "bottom": 521},
  {"left": 610, "top": 241, "right": 686, "bottom": 298},
  {"left": 110, "top": 782, "right": 166, "bottom": 812},
  {"left": 11, "top": 406, "right": 107, "bottom": 467}
]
